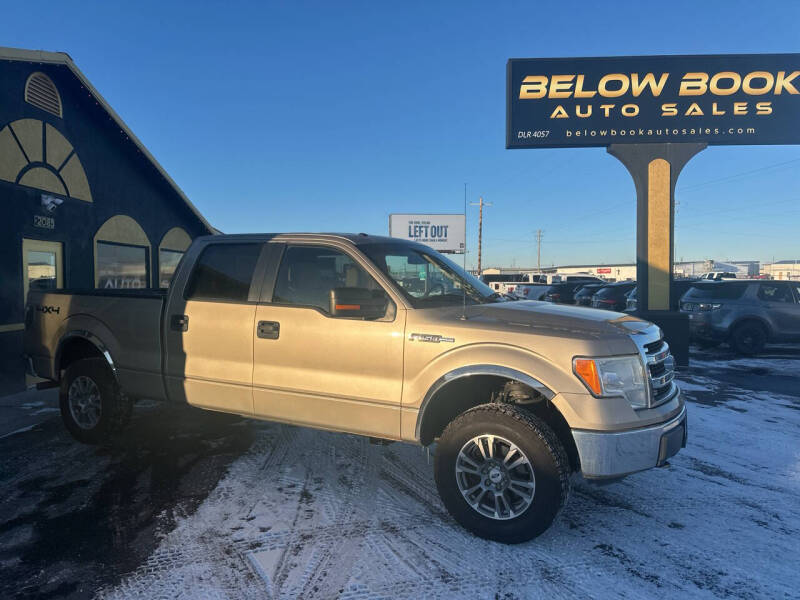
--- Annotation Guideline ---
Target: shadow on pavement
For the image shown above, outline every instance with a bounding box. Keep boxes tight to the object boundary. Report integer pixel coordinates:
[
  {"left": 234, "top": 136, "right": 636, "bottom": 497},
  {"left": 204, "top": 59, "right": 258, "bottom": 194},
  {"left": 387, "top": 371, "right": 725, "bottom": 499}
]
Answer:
[{"left": 0, "top": 401, "right": 255, "bottom": 599}]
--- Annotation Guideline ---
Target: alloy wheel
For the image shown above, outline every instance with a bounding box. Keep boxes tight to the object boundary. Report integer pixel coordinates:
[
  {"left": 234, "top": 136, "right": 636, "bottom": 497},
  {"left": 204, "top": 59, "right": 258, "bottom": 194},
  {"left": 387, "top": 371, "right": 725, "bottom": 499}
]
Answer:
[
  {"left": 68, "top": 375, "right": 102, "bottom": 430},
  {"left": 455, "top": 434, "right": 535, "bottom": 520}
]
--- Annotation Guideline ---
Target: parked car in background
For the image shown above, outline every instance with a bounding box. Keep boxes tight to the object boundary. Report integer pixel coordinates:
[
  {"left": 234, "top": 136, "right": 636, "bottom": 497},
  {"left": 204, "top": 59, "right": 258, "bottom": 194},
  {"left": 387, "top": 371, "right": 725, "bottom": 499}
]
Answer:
[
  {"left": 681, "top": 280, "right": 800, "bottom": 354},
  {"left": 625, "top": 279, "right": 700, "bottom": 312},
  {"left": 591, "top": 281, "right": 636, "bottom": 311},
  {"left": 544, "top": 281, "right": 590, "bottom": 304},
  {"left": 547, "top": 274, "right": 603, "bottom": 285},
  {"left": 512, "top": 283, "right": 550, "bottom": 301},
  {"left": 699, "top": 271, "right": 738, "bottom": 281},
  {"left": 574, "top": 283, "right": 606, "bottom": 306},
  {"left": 480, "top": 273, "right": 530, "bottom": 295}
]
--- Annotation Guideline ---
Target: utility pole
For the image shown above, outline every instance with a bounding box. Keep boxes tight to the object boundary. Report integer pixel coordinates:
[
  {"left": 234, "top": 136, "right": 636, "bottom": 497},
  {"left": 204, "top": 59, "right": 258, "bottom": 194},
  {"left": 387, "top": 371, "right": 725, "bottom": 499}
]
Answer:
[
  {"left": 463, "top": 183, "right": 467, "bottom": 272},
  {"left": 535, "top": 229, "right": 544, "bottom": 273},
  {"left": 469, "top": 196, "right": 492, "bottom": 276}
]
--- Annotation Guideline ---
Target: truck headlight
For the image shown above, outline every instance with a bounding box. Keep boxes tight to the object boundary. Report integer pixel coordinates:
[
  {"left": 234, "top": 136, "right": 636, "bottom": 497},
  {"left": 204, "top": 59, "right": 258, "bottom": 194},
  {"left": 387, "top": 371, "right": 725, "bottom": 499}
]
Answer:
[{"left": 573, "top": 356, "right": 649, "bottom": 408}]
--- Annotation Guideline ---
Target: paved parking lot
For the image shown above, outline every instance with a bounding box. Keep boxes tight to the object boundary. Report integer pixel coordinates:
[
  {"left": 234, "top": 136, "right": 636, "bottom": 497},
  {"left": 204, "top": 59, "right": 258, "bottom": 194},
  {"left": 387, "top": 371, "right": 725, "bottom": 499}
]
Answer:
[{"left": 2, "top": 347, "right": 799, "bottom": 599}]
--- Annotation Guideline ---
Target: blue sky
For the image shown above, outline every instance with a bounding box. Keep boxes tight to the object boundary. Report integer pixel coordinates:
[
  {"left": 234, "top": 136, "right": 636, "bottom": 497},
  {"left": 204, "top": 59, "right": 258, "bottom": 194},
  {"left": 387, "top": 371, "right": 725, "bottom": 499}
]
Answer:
[{"left": 4, "top": 1, "right": 798, "bottom": 269}]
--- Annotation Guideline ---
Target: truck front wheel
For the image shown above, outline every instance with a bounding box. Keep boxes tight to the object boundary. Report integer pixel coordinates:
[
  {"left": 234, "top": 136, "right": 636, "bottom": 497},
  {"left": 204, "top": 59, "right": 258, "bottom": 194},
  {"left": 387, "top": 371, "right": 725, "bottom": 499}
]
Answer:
[
  {"left": 434, "top": 403, "right": 570, "bottom": 543},
  {"left": 59, "top": 358, "right": 132, "bottom": 444}
]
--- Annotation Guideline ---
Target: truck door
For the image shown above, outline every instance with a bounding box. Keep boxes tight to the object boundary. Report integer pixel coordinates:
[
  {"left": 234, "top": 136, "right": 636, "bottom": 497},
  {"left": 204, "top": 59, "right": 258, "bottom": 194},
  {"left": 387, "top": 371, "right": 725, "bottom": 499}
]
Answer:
[
  {"left": 252, "top": 242, "right": 405, "bottom": 438},
  {"left": 163, "top": 241, "right": 267, "bottom": 414}
]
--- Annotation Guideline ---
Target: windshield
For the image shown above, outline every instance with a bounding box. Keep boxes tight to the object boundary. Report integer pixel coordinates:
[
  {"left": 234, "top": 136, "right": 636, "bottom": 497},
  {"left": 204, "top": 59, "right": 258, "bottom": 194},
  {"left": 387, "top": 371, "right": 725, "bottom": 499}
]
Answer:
[{"left": 358, "top": 242, "right": 503, "bottom": 308}]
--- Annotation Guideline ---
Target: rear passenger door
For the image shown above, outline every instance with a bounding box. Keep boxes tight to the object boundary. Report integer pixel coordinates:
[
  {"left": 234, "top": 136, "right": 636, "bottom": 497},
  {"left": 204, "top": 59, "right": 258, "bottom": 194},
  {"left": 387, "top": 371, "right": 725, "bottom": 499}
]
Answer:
[
  {"left": 164, "top": 241, "right": 267, "bottom": 414},
  {"left": 756, "top": 282, "right": 799, "bottom": 339}
]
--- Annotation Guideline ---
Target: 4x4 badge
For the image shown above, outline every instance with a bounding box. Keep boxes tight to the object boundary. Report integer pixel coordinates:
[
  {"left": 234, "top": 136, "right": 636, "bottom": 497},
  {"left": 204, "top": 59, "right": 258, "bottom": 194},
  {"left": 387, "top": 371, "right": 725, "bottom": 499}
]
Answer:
[{"left": 408, "top": 333, "right": 455, "bottom": 343}]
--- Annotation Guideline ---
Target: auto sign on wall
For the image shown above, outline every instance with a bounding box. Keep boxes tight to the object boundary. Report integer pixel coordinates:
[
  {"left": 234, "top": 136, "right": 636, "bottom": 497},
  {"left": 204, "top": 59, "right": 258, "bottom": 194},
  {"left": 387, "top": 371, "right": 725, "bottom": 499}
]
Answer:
[
  {"left": 389, "top": 213, "right": 465, "bottom": 253},
  {"left": 507, "top": 53, "right": 800, "bottom": 148}
]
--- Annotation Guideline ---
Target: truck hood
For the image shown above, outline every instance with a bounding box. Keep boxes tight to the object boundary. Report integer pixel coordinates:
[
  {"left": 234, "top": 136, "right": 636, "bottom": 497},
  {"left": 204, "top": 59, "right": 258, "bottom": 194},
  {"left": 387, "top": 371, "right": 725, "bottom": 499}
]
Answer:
[{"left": 433, "top": 300, "right": 658, "bottom": 344}]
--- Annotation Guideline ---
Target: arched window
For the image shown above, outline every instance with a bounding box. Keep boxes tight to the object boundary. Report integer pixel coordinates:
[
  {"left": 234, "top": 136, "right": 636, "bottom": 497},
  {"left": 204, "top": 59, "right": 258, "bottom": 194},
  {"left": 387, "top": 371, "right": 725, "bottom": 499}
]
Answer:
[
  {"left": 158, "top": 227, "right": 192, "bottom": 287},
  {"left": 94, "top": 215, "right": 151, "bottom": 288},
  {"left": 25, "top": 72, "right": 62, "bottom": 118},
  {"left": 0, "top": 119, "right": 92, "bottom": 201}
]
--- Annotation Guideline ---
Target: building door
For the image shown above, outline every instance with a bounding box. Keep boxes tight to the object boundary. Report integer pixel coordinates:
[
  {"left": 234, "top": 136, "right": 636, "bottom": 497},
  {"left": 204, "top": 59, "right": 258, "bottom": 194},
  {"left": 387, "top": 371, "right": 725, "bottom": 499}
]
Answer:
[{"left": 22, "top": 238, "right": 63, "bottom": 304}]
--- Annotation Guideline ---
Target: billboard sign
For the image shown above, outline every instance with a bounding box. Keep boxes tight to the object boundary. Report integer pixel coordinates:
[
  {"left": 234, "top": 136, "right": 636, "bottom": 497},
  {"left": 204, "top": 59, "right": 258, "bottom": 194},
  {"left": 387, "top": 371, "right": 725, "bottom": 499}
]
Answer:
[
  {"left": 507, "top": 53, "right": 800, "bottom": 148},
  {"left": 389, "top": 213, "right": 465, "bottom": 253}
]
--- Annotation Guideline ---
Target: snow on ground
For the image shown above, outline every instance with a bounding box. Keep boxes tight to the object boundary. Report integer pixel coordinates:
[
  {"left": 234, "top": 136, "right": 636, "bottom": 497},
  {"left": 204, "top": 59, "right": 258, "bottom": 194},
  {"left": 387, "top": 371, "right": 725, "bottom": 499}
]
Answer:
[{"left": 101, "top": 356, "right": 800, "bottom": 600}]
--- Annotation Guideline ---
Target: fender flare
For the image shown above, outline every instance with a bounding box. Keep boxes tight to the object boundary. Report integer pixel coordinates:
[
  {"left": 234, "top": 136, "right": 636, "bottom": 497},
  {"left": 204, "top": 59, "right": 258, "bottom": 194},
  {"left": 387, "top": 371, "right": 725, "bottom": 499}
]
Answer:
[
  {"left": 55, "top": 330, "right": 118, "bottom": 381},
  {"left": 414, "top": 364, "right": 555, "bottom": 441}
]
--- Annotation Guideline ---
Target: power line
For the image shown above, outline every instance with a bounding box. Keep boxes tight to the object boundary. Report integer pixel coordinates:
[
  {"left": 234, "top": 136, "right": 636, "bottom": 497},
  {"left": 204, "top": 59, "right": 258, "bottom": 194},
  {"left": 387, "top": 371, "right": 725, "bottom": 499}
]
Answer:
[{"left": 678, "top": 157, "right": 800, "bottom": 192}]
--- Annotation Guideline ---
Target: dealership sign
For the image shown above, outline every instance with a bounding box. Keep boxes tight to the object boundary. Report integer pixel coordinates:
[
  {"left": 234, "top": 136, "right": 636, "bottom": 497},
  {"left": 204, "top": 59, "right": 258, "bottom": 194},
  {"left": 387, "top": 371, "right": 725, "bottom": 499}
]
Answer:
[
  {"left": 507, "top": 53, "right": 800, "bottom": 148},
  {"left": 389, "top": 213, "right": 465, "bottom": 253}
]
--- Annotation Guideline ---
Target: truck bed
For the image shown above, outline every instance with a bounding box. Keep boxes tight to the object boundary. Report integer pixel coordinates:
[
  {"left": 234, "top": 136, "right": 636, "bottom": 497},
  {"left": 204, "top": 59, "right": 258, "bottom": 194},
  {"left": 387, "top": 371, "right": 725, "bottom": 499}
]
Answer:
[{"left": 24, "top": 288, "right": 168, "bottom": 401}]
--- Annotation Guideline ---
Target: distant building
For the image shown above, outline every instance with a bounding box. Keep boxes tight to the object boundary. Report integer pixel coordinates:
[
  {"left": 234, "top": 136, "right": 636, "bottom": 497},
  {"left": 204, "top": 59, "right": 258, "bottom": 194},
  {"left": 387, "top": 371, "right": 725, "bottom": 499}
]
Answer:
[{"left": 761, "top": 260, "right": 800, "bottom": 280}]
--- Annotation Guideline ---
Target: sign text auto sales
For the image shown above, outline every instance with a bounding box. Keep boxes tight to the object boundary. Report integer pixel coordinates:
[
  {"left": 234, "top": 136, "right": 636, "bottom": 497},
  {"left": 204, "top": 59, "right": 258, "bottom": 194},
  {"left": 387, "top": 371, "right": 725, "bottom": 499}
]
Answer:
[{"left": 507, "top": 54, "right": 800, "bottom": 148}]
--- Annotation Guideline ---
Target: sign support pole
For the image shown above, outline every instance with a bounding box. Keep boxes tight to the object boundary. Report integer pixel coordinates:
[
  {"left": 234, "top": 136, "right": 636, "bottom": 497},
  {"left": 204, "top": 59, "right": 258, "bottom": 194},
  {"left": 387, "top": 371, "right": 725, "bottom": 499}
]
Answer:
[{"left": 608, "top": 142, "right": 706, "bottom": 366}]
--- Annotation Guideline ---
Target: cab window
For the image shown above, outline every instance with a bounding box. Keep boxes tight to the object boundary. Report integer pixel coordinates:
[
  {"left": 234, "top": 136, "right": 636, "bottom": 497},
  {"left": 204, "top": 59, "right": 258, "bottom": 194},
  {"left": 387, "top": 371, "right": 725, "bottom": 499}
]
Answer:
[{"left": 272, "top": 245, "right": 392, "bottom": 319}]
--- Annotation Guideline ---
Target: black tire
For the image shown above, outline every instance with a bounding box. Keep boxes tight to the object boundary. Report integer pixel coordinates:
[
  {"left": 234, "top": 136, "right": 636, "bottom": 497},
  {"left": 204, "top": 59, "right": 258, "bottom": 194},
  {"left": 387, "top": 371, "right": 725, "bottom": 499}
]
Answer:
[
  {"left": 59, "top": 358, "right": 132, "bottom": 444},
  {"left": 434, "top": 403, "right": 570, "bottom": 544},
  {"left": 731, "top": 322, "right": 767, "bottom": 355}
]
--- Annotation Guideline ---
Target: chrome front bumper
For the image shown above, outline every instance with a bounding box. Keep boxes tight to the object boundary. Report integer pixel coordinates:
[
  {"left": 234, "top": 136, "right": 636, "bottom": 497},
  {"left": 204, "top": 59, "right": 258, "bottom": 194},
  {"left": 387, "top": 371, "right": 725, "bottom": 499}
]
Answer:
[{"left": 572, "top": 403, "right": 687, "bottom": 479}]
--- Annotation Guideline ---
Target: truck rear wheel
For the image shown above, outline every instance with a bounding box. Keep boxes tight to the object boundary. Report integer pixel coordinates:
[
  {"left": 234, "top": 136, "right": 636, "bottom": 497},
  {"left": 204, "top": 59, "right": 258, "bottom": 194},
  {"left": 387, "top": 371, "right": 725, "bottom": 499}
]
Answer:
[
  {"left": 434, "top": 403, "right": 570, "bottom": 543},
  {"left": 59, "top": 358, "right": 132, "bottom": 444}
]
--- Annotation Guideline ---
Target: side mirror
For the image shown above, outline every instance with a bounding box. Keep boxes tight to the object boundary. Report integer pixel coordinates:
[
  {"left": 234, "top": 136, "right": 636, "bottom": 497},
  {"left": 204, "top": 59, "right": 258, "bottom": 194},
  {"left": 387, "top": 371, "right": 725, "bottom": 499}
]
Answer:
[{"left": 330, "top": 287, "right": 387, "bottom": 320}]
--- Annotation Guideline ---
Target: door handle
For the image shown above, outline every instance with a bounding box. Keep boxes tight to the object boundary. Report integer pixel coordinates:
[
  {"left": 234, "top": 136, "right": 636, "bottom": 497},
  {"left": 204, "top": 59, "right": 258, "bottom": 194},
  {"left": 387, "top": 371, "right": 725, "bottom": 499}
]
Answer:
[
  {"left": 170, "top": 314, "right": 189, "bottom": 332},
  {"left": 257, "top": 320, "right": 280, "bottom": 339}
]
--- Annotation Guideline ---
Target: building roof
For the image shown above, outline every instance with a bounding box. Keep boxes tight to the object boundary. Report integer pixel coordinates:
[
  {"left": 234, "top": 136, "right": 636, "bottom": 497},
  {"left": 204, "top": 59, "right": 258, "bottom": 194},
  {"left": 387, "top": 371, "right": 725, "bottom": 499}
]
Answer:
[
  {"left": 771, "top": 260, "right": 800, "bottom": 265},
  {"left": 0, "top": 46, "right": 213, "bottom": 233}
]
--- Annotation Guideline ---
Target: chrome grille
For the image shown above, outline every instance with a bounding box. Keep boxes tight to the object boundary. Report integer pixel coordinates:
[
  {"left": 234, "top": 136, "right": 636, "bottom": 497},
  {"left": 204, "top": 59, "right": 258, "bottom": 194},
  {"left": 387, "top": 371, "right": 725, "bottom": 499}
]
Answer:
[{"left": 644, "top": 339, "right": 675, "bottom": 407}]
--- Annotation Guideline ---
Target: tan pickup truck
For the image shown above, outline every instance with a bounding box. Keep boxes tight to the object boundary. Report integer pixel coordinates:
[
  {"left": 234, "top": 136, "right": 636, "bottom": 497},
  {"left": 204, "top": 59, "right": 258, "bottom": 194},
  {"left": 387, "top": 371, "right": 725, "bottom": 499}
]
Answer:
[{"left": 24, "top": 233, "right": 686, "bottom": 543}]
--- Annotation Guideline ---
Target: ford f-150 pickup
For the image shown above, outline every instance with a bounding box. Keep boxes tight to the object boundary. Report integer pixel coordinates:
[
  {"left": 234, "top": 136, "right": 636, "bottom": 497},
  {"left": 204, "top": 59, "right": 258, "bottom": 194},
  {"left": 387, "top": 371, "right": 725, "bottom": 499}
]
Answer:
[{"left": 24, "top": 233, "right": 686, "bottom": 543}]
